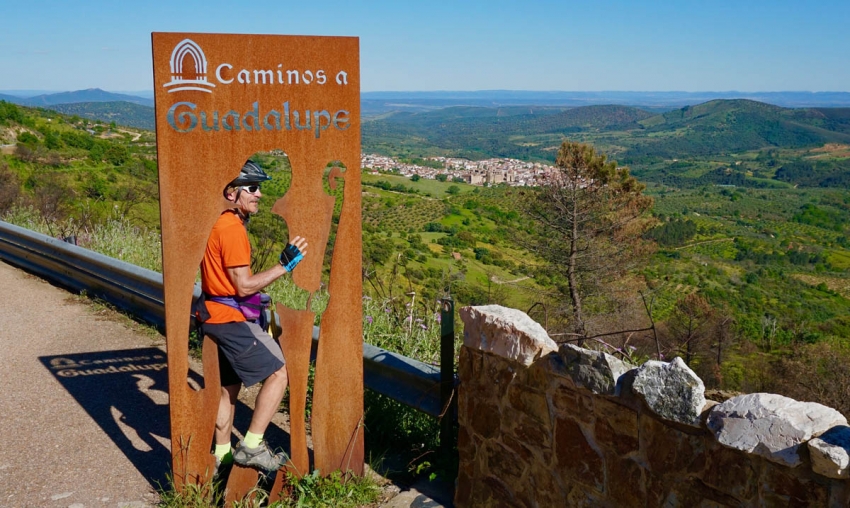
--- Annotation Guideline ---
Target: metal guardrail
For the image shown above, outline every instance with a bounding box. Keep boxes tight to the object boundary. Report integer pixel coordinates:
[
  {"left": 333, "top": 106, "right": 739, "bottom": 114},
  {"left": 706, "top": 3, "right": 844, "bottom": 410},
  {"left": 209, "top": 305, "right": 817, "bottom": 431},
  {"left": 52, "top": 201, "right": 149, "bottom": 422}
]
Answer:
[{"left": 0, "top": 220, "right": 448, "bottom": 418}]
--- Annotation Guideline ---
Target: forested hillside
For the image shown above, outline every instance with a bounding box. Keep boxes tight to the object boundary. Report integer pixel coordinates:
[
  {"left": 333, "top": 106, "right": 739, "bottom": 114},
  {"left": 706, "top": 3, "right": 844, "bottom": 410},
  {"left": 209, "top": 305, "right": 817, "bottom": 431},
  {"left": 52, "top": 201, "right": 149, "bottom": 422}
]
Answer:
[
  {"left": 625, "top": 99, "right": 850, "bottom": 161},
  {"left": 361, "top": 100, "right": 850, "bottom": 415},
  {"left": 0, "top": 101, "right": 159, "bottom": 229}
]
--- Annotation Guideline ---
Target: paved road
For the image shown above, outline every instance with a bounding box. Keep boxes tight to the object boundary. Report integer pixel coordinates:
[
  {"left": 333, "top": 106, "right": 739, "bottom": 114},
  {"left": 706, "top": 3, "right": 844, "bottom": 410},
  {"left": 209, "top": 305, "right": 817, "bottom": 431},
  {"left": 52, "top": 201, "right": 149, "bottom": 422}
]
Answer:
[{"left": 0, "top": 259, "right": 451, "bottom": 507}]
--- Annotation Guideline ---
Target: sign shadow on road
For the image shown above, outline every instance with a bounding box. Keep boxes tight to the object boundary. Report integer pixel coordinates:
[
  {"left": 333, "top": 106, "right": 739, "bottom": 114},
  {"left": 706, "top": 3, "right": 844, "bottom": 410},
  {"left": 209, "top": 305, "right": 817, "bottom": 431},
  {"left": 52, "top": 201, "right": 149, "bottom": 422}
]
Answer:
[{"left": 39, "top": 347, "right": 290, "bottom": 488}]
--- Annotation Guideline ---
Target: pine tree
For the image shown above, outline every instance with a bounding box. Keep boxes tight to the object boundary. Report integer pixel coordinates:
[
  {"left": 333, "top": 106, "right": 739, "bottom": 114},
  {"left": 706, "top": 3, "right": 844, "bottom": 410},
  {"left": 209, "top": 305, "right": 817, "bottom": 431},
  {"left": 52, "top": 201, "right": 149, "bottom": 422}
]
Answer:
[{"left": 525, "top": 141, "right": 653, "bottom": 341}]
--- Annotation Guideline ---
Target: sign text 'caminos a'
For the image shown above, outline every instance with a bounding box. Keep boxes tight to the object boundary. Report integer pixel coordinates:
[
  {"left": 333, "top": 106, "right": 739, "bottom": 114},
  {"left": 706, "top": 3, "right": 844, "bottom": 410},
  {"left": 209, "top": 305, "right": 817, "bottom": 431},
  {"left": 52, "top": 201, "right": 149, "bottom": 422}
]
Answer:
[{"left": 162, "top": 38, "right": 351, "bottom": 139}]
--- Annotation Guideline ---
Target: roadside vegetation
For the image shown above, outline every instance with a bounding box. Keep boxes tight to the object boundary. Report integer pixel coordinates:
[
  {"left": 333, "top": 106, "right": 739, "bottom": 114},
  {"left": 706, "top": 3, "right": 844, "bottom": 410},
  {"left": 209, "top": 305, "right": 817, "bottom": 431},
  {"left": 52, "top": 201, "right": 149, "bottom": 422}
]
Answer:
[{"left": 157, "top": 469, "right": 383, "bottom": 508}]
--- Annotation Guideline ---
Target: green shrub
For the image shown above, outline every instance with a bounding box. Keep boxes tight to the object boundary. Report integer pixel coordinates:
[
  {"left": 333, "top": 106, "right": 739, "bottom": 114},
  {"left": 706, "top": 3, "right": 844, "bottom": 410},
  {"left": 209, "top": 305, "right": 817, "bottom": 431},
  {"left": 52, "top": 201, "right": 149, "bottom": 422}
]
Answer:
[
  {"left": 0, "top": 101, "right": 24, "bottom": 124},
  {"left": 275, "top": 470, "right": 381, "bottom": 507},
  {"left": 17, "top": 131, "right": 38, "bottom": 146}
]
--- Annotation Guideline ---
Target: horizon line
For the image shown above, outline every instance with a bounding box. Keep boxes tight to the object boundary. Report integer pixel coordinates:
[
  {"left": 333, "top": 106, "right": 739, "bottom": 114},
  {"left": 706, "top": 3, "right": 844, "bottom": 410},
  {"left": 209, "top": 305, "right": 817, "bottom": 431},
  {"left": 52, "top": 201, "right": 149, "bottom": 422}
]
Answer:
[{"left": 4, "top": 88, "right": 850, "bottom": 95}]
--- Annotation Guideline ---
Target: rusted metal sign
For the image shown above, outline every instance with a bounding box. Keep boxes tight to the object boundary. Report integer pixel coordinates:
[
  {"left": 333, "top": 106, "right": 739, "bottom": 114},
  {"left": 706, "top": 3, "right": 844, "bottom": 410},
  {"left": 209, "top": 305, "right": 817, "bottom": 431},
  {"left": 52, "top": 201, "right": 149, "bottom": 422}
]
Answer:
[{"left": 151, "top": 33, "right": 362, "bottom": 495}]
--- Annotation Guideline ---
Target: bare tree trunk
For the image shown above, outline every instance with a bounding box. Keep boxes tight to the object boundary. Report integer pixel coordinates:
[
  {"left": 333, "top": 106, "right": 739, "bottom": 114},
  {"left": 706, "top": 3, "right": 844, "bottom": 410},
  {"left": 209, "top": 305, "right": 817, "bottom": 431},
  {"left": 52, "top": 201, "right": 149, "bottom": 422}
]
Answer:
[
  {"left": 685, "top": 316, "right": 696, "bottom": 366},
  {"left": 640, "top": 291, "right": 661, "bottom": 360},
  {"left": 568, "top": 191, "right": 585, "bottom": 343},
  {"left": 716, "top": 321, "right": 725, "bottom": 367}
]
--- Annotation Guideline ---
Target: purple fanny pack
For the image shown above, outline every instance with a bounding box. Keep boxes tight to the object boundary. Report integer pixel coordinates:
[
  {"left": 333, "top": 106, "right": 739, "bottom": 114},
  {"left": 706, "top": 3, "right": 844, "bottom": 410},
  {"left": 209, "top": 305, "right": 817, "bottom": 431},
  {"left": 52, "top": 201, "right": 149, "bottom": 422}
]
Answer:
[{"left": 208, "top": 293, "right": 270, "bottom": 322}]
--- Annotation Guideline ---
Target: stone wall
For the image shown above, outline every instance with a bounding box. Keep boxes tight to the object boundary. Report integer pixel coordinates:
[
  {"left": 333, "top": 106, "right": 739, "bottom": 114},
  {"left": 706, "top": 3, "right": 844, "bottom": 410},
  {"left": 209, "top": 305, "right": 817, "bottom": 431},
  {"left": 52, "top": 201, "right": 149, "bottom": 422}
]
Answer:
[{"left": 455, "top": 305, "right": 850, "bottom": 507}]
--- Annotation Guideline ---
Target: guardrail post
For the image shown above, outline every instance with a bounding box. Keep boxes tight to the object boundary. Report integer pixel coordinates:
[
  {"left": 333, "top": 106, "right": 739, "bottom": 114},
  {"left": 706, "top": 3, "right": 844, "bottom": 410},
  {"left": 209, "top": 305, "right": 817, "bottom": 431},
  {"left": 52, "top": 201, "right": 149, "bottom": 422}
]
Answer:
[{"left": 439, "top": 297, "right": 456, "bottom": 458}]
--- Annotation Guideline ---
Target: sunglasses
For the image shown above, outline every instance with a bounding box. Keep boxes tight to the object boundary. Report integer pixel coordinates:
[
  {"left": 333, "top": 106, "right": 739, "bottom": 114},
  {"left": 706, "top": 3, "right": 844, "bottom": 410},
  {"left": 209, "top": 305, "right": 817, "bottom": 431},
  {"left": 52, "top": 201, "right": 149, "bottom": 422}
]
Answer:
[{"left": 240, "top": 185, "right": 261, "bottom": 194}]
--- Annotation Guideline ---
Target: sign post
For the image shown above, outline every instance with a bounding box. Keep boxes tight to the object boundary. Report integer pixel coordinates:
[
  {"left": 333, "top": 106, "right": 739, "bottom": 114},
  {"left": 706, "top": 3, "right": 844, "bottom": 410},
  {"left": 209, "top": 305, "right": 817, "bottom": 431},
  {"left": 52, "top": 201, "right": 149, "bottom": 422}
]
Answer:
[{"left": 151, "top": 32, "right": 363, "bottom": 495}]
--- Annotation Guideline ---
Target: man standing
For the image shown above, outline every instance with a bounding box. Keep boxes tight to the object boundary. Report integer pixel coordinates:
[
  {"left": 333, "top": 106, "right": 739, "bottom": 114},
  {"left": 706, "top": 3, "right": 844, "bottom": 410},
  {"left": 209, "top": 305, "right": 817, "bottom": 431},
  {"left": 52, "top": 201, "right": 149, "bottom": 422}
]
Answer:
[{"left": 198, "top": 159, "right": 307, "bottom": 474}]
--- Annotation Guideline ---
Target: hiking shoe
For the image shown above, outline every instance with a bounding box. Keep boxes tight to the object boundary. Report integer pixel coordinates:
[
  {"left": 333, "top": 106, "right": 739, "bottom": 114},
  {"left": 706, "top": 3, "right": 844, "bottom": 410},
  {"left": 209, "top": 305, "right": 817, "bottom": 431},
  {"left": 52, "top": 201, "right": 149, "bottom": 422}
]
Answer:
[
  {"left": 213, "top": 455, "right": 233, "bottom": 480},
  {"left": 232, "top": 440, "right": 288, "bottom": 472}
]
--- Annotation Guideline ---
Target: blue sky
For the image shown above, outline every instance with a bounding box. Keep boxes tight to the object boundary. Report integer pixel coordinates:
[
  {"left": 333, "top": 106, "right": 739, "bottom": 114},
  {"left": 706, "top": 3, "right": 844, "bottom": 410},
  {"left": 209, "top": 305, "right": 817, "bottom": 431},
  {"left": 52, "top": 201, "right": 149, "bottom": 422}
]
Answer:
[{"left": 1, "top": 0, "right": 847, "bottom": 93}]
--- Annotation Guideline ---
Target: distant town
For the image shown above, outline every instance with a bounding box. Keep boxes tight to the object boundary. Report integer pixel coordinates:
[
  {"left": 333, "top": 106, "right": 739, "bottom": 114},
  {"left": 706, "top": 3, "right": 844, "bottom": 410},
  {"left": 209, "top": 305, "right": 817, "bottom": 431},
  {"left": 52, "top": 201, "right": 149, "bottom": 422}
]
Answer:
[{"left": 361, "top": 154, "right": 557, "bottom": 187}]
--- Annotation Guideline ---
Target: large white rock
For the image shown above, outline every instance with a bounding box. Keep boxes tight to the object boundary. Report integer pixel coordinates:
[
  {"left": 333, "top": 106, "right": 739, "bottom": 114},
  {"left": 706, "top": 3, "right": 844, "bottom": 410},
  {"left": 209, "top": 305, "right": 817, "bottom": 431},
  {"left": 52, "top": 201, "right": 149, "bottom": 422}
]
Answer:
[
  {"left": 632, "top": 357, "right": 705, "bottom": 426},
  {"left": 459, "top": 305, "right": 557, "bottom": 367},
  {"left": 808, "top": 426, "right": 850, "bottom": 479},
  {"left": 558, "top": 344, "right": 633, "bottom": 395},
  {"left": 707, "top": 393, "right": 847, "bottom": 467}
]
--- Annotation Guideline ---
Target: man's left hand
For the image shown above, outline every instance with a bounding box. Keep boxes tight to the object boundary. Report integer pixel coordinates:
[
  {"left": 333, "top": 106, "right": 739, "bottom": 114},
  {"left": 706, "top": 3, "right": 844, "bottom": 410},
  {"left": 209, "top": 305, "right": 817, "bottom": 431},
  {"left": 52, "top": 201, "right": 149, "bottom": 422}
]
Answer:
[{"left": 280, "top": 236, "right": 308, "bottom": 272}]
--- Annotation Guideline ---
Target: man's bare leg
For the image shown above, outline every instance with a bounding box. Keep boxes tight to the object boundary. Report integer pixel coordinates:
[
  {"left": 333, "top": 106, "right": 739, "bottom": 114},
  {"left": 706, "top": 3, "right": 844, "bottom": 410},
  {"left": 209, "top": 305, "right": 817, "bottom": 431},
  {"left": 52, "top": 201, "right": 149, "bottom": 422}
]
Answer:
[
  {"left": 216, "top": 384, "right": 241, "bottom": 445},
  {"left": 247, "top": 366, "right": 289, "bottom": 435}
]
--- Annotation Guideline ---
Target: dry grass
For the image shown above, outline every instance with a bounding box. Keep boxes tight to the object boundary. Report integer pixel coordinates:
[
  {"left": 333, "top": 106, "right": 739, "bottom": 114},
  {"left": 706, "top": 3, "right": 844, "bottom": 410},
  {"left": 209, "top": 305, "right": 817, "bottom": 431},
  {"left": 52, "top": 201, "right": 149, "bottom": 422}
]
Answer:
[
  {"left": 806, "top": 143, "right": 850, "bottom": 159},
  {"left": 792, "top": 273, "right": 850, "bottom": 298}
]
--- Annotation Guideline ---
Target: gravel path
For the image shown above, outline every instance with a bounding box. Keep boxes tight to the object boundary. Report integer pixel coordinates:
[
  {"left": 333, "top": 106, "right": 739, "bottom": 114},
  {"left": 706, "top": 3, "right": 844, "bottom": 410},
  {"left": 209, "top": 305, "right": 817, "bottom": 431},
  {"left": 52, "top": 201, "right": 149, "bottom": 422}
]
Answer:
[{"left": 0, "top": 260, "right": 165, "bottom": 507}]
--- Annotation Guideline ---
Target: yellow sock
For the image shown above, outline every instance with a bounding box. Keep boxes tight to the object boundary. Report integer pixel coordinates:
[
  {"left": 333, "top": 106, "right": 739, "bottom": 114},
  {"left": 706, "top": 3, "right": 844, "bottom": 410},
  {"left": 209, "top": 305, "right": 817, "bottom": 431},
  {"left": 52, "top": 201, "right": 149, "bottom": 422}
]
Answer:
[
  {"left": 214, "top": 443, "right": 233, "bottom": 464},
  {"left": 244, "top": 431, "right": 263, "bottom": 449}
]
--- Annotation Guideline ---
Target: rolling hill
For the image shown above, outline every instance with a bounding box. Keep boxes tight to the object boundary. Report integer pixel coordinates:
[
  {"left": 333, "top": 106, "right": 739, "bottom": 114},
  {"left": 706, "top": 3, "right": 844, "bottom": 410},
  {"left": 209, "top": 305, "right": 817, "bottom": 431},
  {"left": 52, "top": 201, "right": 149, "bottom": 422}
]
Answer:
[
  {"left": 0, "top": 89, "right": 155, "bottom": 129},
  {"left": 364, "top": 99, "right": 850, "bottom": 165},
  {"left": 363, "top": 104, "right": 655, "bottom": 160},
  {"left": 623, "top": 99, "right": 850, "bottom": 161},
  {"left": 20, "top": 88, "right": 153, "bottom": 107},
  {"left": 48, "top": 101, "right": 155, "bottom": 131}
]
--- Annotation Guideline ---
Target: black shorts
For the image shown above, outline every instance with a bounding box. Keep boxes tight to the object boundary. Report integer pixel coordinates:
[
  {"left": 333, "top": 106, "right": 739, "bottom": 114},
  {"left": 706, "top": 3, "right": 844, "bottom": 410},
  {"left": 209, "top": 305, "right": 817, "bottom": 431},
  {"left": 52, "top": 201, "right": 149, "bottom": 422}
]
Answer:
[{"left": 202, "top": 321, "right": 285, "bottom": 387}]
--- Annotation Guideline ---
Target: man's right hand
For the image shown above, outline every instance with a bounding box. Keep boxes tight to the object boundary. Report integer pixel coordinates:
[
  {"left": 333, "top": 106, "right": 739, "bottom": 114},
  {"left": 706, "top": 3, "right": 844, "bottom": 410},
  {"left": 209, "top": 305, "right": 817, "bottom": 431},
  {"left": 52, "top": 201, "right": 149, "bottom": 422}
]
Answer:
[{"left": 280, "top": 236, "right": 308, "bottom": 272}]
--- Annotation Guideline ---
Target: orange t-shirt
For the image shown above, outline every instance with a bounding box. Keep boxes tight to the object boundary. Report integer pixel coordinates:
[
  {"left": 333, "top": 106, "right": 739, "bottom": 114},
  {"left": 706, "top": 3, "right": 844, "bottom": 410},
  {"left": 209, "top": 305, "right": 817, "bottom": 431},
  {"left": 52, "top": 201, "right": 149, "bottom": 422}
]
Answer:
[{"left": 201, "top": 211, "right": 252, "bottom": 324}]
